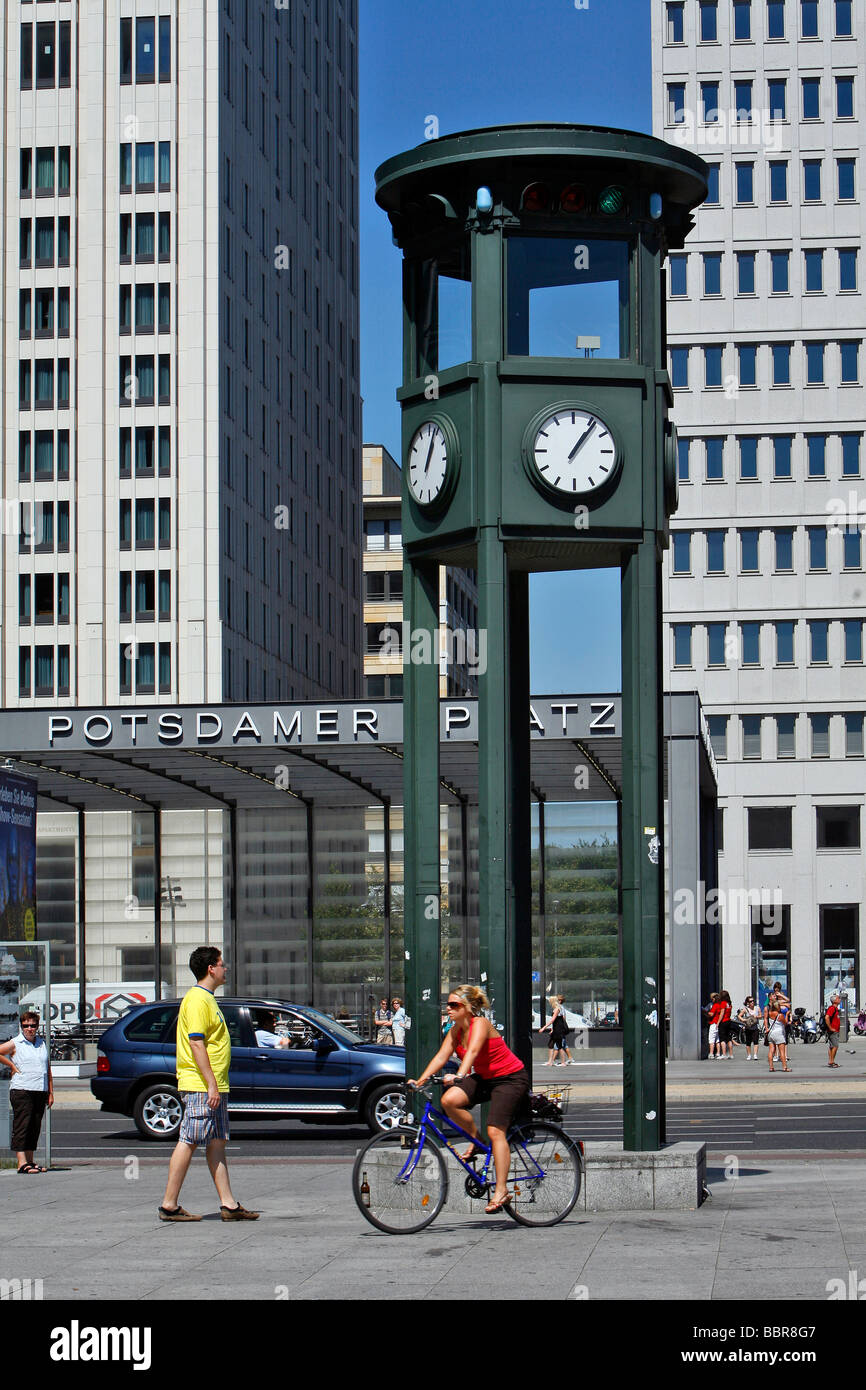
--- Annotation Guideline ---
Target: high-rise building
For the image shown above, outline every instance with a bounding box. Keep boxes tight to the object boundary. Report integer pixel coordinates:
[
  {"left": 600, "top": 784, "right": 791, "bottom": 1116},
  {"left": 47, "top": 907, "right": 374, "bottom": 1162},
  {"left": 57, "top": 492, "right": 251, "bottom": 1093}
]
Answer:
[
  {"left": 6, "top": 1, "right": 361, "bottom": 710},
  {"left": 654, "top": 0, "right": 864, "bottom": 1009}
]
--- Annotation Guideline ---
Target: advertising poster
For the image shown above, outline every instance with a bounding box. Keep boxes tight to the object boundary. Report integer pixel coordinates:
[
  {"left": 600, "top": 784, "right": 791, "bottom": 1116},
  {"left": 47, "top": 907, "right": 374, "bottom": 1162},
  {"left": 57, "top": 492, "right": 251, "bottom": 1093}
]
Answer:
[{"left": 0, "top": 771, "right": 38, "bottom": 943}]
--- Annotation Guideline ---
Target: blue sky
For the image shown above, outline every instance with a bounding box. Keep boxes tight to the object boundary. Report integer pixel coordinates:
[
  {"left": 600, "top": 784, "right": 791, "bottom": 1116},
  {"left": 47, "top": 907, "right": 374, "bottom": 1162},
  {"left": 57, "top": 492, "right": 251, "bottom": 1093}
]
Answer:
[{"left": 359, "top": 0, "right": 653, "bottom": 693}]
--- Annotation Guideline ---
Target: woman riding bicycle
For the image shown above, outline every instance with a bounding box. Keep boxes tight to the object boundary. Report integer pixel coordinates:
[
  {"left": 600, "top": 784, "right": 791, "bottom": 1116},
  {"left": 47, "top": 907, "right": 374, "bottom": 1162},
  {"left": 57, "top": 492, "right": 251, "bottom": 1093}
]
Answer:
[{"left": 407, "top": 984, "right": 529, "bottom": 1214}]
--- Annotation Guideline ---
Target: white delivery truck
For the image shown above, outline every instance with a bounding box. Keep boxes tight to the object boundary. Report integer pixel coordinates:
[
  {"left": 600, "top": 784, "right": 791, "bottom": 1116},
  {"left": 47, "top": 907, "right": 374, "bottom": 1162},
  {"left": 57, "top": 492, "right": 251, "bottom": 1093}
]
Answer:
[{"left": 18, "top": 982, "right": 156, "bottom": 1026}]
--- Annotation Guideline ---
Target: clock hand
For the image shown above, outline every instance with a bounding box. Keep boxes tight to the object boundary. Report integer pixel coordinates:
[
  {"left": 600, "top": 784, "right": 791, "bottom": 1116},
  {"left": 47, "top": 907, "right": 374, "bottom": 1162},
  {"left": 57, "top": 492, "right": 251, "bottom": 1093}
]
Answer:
[
  {"left": 568, "top": 419, "right": 596, "bottom": 461},
  {"left": 423, "top": 434, "right": 436, "bottom": 474}
]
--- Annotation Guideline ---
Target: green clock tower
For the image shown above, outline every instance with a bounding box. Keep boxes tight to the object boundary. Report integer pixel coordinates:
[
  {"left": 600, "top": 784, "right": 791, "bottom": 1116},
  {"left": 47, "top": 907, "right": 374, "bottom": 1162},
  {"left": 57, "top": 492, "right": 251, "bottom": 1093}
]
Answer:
[{"left": 376, "top": 125, "right": 706, "bottom": 1149}]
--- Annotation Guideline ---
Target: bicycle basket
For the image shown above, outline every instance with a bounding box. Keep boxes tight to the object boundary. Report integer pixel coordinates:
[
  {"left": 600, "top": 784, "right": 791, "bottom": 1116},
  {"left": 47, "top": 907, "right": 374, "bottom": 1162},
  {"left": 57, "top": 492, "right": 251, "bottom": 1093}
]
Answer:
[{"left": 529, "top": 1085, "right": 572, "bottom": 1122}]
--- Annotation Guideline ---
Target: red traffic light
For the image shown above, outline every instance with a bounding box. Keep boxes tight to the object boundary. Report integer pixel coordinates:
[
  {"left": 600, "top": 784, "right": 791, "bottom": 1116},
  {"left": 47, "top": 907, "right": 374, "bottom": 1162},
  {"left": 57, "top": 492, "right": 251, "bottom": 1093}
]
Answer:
[
  {"left": 521, "top": 182, "right": 552, "bottom": 213},
  {"left": 560, "top": 183, "right": 588, "bottom": 214}
]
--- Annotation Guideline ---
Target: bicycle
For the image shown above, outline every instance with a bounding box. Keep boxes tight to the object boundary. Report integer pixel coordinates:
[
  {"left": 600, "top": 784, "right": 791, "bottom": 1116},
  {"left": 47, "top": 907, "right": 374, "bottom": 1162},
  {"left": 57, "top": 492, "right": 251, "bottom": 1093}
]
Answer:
[{"left": 351, "top": 1077, "right": 583, "bottom": 1234}]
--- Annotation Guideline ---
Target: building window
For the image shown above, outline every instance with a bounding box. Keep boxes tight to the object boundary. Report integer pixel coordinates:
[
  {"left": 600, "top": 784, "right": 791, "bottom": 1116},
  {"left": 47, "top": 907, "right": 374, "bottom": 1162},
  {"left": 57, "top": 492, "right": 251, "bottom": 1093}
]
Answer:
[
  {"left": 845, "top": 714, "right": 864, "bottom": 757},
  {"left": 740, "top": 529, "right": 760, "bottom": 572},
  {"left": 734, "top": 0, "right": 752, "bottom": 38},
  {"left": 839, "top": 249, "right": 858, "bottom": 292},
  {"left": 836, "top": 76, "right": 855, "bottom": 120},
  {"left": 770, "top": 251, "right": 789, "bottom": 294},
  {"left": 667, "top": 83, "right": 686, "bottom": 125},
  {"left": 742, "top": 622, "right": 761, "bottom": 665},
  {"left": 835, "top": 0, "right": 853, "bottom": 36},
  {"left": 701, "top": 83, "right": 720, "bottom": 124},
  {"left": 672, "top": 532, "right": 691, "bottom": 574},
  {"left": 773, "top": 529, "right": 793, "bottom": 571},
  {"left": 704, "top": 346, "right": 723, "bottom": 388},
  {"left": 738, "top": 344, "right": 757, "bottom": 386},
  {"left": 769, "top": 161, "right": 788, "bottom": 202},
  {"left": 776, "top": 715, "right": 796, "bottom": 759},
  {"left": 768, "top": 78, "right": 786, "bottom": 120},
  {"left": 843, "top": 526, "right": 862, "bottom": 570},
  {"left": 809, "top": 620, "right": 829, "bottom": 663},
  {"left": 837, "top": 158, "right": 856, "bottom": 201},
  {"left": 705, "top": 438, "right": 724, "bottom": 480},
  {"left": 699, "top": 1, "right": 718, "bottom": 40},
  {"left": 776, "top": 437, "right": 794, "bottom": 481},
  {"left": 804, "top": 249, "right": 823, "bottom": 293},
  {"left": 767, "top": 0, "right": 785, "bottom": 37},
  {"left": 673, "top": 624, "right": 693, "bottom": 667},
  {"left": 806, "top": 342, "right": 825, "bottom": 385},
  {"left": 666, "top": 2, "right": 685, "bottom": 42},
  {"left": 841, "top": 434, "right": 861, "bottom": 476},
  {"left": 669, "top": 255, "right": 687, "bottom": 296},
  {"left": 803, "top": 159, "right": 822, "bottom": 201},
  {"left": 705, "top": 164, "right": 720, "bottom": 204},
  {"left": 742, "top": 716, "right": 763, "bottom": 760},
  {"left": 706, "top": 530, "right": 726, "bottom": 572},
  {"left": 748, "top": 806, "right": 791, "bottom": 849},
  {"left": 739, "top": 436, "right": 758, "bottom": 479},
  {"left": 840, "top": 341, "right": 859, "bottom": 384},
  {"left": 802, "top": 77, "right": 821, "bottom": 120},
  {"left": 811, "top": 714, "right": 830, "bottom": 758},
  {"left": 734, "top": 81, "right": 753, "bottom": 122},
  {"left": 801, "top": 0, "right": 819, "bottom": 36},
  {"left": 735, "top": 163, "right": 754, "bottom": 203},
  {"left": 807, "top": 434, "right": 826, "bottom": 476},
  {"left": 677, "top": 436, "right": 691, "bottom": 481},
  {"left": 772, "top": 345, "right": 791, "bottom": 387},
  {"left": 703, "top": 252, "right": 721, "bottom": 295},
  {"left": 670, "top": 347, "right": 689, "bottom": 389},
  {"left": 775, "top": 620, "right": 795, "bottom": 664},
  {"left": 707, "top": 623, "right": 726, "bottom": 666},
  {"left": 808, "top": 526, "right": 827, "bottom": 570},
  {"left": 844, "top": 615, "right": 863, "bottom": 665},
  {"left": 817, "top": 806, "right": 860, "bottom": 849},
  {"left": 706, "top": 715, "right": 728, "bottom": 759},
  {"left": 737, "top": 252, "right": 756, "bottom": 294}
]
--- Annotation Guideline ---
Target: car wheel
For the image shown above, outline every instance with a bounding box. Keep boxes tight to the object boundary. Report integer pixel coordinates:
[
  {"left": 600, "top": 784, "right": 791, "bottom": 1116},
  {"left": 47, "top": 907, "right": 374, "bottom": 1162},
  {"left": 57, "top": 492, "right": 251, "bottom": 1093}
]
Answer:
[
  {"left": 133, "top": 1084, "right": 183, "bottom": 1141},
  {"left": 365, "top": 1082, "right": 407, "bottom": 1134}
]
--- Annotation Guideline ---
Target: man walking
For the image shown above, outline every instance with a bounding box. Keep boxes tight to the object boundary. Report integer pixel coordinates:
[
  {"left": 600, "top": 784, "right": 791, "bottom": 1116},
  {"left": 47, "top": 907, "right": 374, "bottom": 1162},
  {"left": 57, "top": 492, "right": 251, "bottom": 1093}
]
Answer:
[
  {"left": 825, "top": 992, "right": 842, "bottom": 1068},
  {"left": 0, "top": 1011, "right": 53, "bottom": 1173},
  {"left": 158, "top": 946, "right": 259, "bottom": 1222}
]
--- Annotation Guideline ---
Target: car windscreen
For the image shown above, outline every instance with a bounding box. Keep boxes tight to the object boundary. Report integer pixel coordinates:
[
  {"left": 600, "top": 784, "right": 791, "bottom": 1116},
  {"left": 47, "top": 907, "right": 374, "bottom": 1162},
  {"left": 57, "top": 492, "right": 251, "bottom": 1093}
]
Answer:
[{"left": 297, "top": 1006, "right": 359, "bottom": 1046}]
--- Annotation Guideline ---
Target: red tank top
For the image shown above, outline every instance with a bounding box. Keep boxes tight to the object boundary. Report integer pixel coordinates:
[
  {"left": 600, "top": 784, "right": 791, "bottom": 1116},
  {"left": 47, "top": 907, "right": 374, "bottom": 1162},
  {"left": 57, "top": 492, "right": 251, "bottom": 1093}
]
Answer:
[{"left": 454, "top": 1022, "right": 523, "bottom": 1079}]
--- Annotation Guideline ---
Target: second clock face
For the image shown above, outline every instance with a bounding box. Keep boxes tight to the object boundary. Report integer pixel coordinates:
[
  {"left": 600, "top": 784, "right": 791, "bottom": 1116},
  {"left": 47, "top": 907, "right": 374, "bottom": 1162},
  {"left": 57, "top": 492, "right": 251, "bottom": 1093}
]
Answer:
[
  {"left": 530, "top": 408, "right": 620, "bottom": 496},
  {"left": 407, "top": 421, "right": 450, "bottom": 507}
]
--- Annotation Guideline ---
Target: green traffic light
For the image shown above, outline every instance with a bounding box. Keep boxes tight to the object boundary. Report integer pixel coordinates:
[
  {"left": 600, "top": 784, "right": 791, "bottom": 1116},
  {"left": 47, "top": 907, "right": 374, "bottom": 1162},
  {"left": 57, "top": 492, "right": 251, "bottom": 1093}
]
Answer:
[{"left": 598, "top": 185, "right": 625, "bottom": 214}]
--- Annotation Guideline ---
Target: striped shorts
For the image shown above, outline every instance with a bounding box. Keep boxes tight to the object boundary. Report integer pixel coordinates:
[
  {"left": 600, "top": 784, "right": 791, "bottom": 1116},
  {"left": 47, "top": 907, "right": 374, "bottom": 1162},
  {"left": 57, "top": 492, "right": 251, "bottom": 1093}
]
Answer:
[{"left": 178, "top": 1091, "right": 230, "bottom": 1145}]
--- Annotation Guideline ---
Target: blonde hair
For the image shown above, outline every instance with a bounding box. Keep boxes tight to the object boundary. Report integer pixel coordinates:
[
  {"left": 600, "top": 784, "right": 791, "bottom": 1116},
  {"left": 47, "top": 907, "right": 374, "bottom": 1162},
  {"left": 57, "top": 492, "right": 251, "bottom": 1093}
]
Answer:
[{"left": 452, "top": 984, "right": 490, "bottom": 1016}]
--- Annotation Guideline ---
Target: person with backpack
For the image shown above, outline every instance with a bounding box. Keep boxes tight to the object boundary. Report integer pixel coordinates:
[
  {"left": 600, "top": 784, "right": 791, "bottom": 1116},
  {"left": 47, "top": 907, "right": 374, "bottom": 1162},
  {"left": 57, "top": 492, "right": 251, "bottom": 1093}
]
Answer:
[{"left": 824, "top": 993, "right": 842, "bottom": 1067}]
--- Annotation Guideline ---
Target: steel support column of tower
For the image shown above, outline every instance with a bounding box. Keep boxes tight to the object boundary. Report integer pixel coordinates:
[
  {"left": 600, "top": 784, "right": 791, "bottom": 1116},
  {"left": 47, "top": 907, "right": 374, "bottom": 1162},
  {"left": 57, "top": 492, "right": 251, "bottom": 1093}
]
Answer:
[
  {"left": 621, "top": 537, "right": 666, "bottom": 1150},
  {"left": 402, "top": 557, "right": 441, "bottom": 1082}
]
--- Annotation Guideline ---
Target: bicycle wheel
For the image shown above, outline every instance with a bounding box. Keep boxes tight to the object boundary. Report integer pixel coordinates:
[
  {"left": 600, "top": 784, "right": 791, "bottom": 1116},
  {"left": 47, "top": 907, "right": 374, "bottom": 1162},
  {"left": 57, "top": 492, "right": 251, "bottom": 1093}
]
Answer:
[
  {"left": 352, "top": 1127, "right": 449, "bottom": 1234},
  {"left": 504, "top": 1121, "right": 582, "bottom": 1227}
]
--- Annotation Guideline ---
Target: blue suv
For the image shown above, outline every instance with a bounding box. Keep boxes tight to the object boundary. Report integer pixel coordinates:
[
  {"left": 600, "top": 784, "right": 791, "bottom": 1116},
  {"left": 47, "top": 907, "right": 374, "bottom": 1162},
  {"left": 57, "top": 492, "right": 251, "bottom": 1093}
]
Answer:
[{"left": 92, "top": 998, "right": 407, "bottom": 1140}]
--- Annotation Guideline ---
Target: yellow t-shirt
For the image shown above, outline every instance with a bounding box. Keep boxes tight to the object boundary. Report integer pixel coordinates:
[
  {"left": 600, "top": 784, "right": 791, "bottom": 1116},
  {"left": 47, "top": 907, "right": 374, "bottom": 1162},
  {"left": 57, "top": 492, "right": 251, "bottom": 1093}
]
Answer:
[{"left": 176, "top": 986, "right": 231, "bottom": 1093}]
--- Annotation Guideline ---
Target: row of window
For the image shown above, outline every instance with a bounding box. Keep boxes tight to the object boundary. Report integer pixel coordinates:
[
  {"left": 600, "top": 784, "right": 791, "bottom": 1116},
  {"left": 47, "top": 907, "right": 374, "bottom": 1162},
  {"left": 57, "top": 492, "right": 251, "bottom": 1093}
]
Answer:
[
  {"left": 118, "top": 355, "right": 171, "bottom": 406},
  {"left": 672, "top": 247, "right": 858, "bottom": 298},
  {"left": 120, "top": 212, "right": 171, "bottom": 263},
  {"left": 20, "top": 216, "right": 70, "bottom": 268},
  {"left": 20, "top": 288, "right": 70, "bottom": 339},
  {"left": 19, "top": 359, "right": 70, "bottom": 411},
  {"left": 673, "top": 618, "right": 864, "bottom": 667},
  {"left": 18, "top": 573, "right": 70, "bottom": 626},
  {"left": 120, "top": 142, "right": 171, "bottom": 194},
  {"left": 119, "top": 643, "right": 172, "bottom": 695},
  {"left": 18, "top": 646, "right": 70, "bottom": 699},
  {"left": 745, "top": 807, "right": 860, "bottom": 856},
  {"left": 363, "top": 520, "right": 402, "bottom": 552},
  {"left": 20, "top": 147, "right": 71, "bottom": 198},
  {"left": 667, "top": 75, "right": 857, "bottom": 125},
  {"left": 118, "top": 499, "right": 171, "bottom": 549},
  {"left": 678, "top": 432, "right": 862, "bottom": 481},
  {"left": 707, "top": 714, "right": 865, "bottom": 764},
  {"left": 119, "top": 427, "right": 172, "bottom": 479},
  {"left": 118, "top": 572, "right": 171, "bottom": 624},
  {"left": 364, "top": 570, "right": 403, "bottom": 602},
  {"left": 666, "top": 0, "right": 854, "bottom": 44},
  {"left": 18, "top": 429, "right": 70, "bottom": 482},
  {"left": 120, "top": 17, "right": 171, "bottom": 85},
  {"left": 119, "top": 284, "right": 171, "bottom": 336},
  {"left": 19, "top": 502, "right": 71, "bottom": 554},
  {"left": 671, "top": 339, "right": 861, "bottom": 388},
  {"left": 20, "top": 22, "right": 71, "bottom": 90},
  {"left": 672, "top": 527, "right": 865, "bottom": 575},
  {"left": 698, "top": 158, "right": 854, "bottom": 209}
]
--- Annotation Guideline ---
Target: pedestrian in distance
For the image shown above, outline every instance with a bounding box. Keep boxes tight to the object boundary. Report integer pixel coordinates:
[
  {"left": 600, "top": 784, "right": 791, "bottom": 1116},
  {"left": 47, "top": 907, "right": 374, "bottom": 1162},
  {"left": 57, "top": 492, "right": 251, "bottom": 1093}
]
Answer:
[
  {"left": 718, "top": 990, "right": 735, "bottom": 1059},
  {"left": 407, "top": 984, "right": 530, "bottom": 1214},
  {"left": 825, "top": 993, "right": 842, "bottom": 1067},
  {"left": 764, "top": 990, "right": 791, "bottom": 1072},
  {"left": 390, "top": 997, "right": 408, "bottom": 1046},
  {"left": 737, "top": 997, "right": 761, "bottom": 1060},
  {"left": 540, "top": 995, "right": 576, "bottom": 1065},
  {"left": 0, "top": 1011, "right": 53, "bottom": 1172},
  {"left": 705, "top": 992, "right": 724, "bottom": 1058},
  {"left": 158, "top": 946, "right": 259, "bottom": 1223},
  {"left": 374, "top": 998, "right": 393, "bottom": 1045}
]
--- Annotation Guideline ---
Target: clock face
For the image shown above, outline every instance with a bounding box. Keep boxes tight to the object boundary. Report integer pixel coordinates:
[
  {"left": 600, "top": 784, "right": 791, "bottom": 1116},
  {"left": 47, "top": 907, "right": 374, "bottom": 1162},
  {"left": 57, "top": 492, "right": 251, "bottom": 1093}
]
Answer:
[
  {"left": 529, "top": 408, "right": 620, "bottom": 497},
  {"left": 407, "top": 421, "right": 450, "bottom": 507}
]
